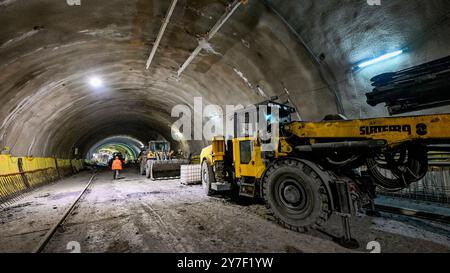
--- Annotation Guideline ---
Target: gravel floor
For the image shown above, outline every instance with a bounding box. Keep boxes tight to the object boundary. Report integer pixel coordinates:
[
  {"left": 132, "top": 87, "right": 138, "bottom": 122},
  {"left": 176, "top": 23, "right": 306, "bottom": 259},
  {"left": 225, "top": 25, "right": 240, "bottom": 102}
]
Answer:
[{"left": 0, "top": 169, "right": 449, "bottom": 253}]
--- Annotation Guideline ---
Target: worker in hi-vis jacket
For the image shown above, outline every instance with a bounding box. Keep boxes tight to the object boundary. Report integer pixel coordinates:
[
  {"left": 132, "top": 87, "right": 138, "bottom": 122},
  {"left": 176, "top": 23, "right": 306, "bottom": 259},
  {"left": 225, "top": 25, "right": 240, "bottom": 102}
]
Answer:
[{"left": 112, "top": 156, "right": 123, "bottom": 180}]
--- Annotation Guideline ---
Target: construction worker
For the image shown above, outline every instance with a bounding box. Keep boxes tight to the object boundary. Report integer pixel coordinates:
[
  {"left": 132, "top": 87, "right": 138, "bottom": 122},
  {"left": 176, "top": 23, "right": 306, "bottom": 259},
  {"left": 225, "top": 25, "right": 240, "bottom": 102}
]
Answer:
[{"left": 112, "top": 156, "right": 123, "bottom": 180}]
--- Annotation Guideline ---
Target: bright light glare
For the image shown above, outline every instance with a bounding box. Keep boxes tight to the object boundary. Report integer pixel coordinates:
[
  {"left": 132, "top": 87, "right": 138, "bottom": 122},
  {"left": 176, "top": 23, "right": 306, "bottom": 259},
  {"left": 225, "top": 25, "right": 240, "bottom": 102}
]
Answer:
[
  {"left": 357, "top": 50, "right": 403, "bottom": 69},
  {"left": 89, "top": 76, "right": 103, "bottom": 88}
]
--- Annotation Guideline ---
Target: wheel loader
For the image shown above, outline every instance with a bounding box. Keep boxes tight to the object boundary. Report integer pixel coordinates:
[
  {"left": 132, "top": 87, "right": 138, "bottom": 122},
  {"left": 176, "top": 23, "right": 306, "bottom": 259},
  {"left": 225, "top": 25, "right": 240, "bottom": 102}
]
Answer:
[
  {"left": 140, "top": 140, "right": 189, "bottom": 180},
  {"left": 200, "top": 99, "right": 450, "bottom": 247}
]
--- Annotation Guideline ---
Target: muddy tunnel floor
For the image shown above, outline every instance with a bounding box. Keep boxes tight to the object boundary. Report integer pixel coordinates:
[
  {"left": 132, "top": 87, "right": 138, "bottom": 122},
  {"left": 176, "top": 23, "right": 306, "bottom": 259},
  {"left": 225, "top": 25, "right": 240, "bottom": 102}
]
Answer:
[{"left": 0, "top": 169, "right": 449, "bottom": 253}]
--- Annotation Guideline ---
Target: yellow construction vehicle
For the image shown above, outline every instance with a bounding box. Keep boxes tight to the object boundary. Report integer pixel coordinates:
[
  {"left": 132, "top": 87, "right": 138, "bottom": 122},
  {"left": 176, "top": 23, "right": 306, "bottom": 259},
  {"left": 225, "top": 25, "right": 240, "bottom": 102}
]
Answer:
[
  {"left": 200, "top": 99, "right": 450, "bottom": 247},
  {"left": 140, "top": 141, "right": 189, "bottom": 180}
]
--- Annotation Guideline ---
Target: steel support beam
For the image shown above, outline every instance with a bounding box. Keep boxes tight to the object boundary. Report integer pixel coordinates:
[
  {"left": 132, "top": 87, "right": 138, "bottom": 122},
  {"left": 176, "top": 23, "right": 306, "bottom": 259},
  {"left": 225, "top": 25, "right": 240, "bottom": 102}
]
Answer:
[
  {"left": 146, "top": 0, "right": 178, "bottom": 70},
  {"left": 177, "top": 0, "right": 244, "bottom": 77}
]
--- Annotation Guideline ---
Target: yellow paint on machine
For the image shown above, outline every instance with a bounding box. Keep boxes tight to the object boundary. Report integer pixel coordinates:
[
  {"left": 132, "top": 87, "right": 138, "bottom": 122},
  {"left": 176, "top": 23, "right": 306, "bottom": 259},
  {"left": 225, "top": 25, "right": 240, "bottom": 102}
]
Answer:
[
  {"left": 286, "top": 114, "right": 450, "bottom": 147},
  {"left": 232, "top": 138, "right": 266, "bottom": 179},
  {"left": 201, "top": 113, "right": 450, "bottom": 183}
]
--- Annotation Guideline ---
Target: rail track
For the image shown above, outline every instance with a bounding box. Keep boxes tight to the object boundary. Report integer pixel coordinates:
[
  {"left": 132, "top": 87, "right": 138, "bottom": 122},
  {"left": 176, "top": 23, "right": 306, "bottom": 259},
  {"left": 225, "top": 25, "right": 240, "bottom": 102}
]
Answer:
[
  {"left": 373, "top": 204, "right": 450, "bottom": 224},
  {"left": 32, "top": 173, "right": 97, "bottom": 253}
]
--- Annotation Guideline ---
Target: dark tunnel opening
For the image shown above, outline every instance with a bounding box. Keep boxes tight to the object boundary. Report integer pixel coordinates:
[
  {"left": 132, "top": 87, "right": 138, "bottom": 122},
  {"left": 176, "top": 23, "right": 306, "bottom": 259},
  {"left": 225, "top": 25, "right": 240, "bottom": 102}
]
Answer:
[{"left": 85, "top": 135, "right": 145, "bottom": 165}]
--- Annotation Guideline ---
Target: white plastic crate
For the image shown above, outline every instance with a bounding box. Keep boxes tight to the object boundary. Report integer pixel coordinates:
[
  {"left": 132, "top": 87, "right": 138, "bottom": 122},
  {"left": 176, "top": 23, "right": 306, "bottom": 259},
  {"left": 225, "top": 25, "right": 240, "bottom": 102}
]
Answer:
[{"left": 180, "top": 164, "right": 202, "bottom": 185}]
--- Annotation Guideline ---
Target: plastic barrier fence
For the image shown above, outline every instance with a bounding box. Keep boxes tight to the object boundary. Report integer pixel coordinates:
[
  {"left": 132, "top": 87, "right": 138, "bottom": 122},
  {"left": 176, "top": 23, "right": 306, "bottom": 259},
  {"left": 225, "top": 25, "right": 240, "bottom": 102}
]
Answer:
[
  {"left": 0, "top": 156, "right": 26, "bottom": 204},
  {"left": 0, "top": 155, "right": 85, "bottom": 206},
  {"left": 57, "top": 159, "right": 73, "bottom": 177}
]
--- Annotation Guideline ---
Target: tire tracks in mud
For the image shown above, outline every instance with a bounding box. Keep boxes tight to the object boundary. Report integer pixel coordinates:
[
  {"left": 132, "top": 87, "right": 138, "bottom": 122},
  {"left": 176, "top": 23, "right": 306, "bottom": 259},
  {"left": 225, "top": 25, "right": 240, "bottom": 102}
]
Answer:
[{"left": 109, "top": 175, "right": 192, "bottom": 252}]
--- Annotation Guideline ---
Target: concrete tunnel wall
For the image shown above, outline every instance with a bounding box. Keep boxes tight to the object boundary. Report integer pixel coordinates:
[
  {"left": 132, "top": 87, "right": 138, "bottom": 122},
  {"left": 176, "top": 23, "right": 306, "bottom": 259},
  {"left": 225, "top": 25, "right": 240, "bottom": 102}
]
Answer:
[
  {"left": 267, "top": 0, "right": 450, "bottom": 118},
  {"left": 1, "top": 0, "right": 448, "bottom": 159},
  {"left": 0, "top": 0, "right": 338, "bottom": 159}
]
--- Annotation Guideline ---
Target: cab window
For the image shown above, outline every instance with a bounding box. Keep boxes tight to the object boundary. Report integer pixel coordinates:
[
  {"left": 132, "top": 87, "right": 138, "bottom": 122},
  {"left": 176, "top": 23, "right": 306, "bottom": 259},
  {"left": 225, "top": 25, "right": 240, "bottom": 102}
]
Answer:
[{"left": 240, "top": 141, "right": 252, "bottom": 164}]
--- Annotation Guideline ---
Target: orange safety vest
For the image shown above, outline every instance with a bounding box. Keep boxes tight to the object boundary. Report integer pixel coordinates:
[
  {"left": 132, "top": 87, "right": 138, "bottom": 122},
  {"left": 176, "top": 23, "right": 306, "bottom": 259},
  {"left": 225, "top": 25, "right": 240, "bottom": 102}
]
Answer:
[{"left": 112, "top": 159, "right": 123, "bottom": 170}]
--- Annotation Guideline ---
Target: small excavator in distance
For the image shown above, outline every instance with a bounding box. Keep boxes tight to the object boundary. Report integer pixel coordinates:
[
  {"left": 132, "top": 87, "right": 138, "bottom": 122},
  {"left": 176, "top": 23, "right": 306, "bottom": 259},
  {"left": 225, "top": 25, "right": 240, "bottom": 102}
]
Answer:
[
  {"left": 200, "top": 98, "right": 450, "bottom": 247},
  {"left": 140, "top": 140, "right": 189, "bottom": 180}
]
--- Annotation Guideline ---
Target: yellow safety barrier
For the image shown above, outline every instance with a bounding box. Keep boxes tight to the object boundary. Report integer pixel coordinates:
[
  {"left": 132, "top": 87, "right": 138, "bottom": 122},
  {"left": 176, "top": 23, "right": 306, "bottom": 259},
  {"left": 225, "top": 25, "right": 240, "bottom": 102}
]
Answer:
[
  {"left": 57, "top": 159, "right": 73, "bottom": 177},
  {"left": 0, "top": 155, "right": 85, "bottom": 206},
  {"left": 0, "top": 155, "right": 26, "bottom": 204},
  {"left": 71, "top": 159, "right": 85, "bottom": 173},
  {"left": 0, "top": 155, "right": 19, "bottom": 175},
  {"left": 21, "top": 157, "right": 56, "bottom": 188}
]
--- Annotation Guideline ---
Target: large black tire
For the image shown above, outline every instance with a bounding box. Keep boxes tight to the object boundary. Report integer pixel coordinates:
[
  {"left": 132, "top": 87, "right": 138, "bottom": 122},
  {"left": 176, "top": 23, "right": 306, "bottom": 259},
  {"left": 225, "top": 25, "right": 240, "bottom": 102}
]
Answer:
[
  {"left": 201, "top": 160, "right": 214, "bottom": 196},
  {"left": 262, "top": 159, "right": 331, "bottom": 232}
]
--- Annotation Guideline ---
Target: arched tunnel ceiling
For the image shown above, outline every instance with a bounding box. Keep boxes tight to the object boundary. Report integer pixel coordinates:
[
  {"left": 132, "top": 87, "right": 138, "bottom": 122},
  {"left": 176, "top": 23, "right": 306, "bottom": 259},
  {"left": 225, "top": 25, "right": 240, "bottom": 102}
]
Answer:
[
  {"left": 0, "top": 0, "right": 449, "bottom": 158},
  {"left": 266, "top": 0, "right": 450, "bottom": 117}
]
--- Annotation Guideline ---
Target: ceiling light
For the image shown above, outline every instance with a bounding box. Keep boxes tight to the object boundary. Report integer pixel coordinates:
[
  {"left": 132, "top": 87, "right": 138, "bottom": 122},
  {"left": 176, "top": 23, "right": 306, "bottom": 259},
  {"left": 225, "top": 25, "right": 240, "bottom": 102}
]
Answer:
[
  {"left": 356, "top": 50, "right": 404, "bottom": 69},
  {"left": 89, "top": 76, "right": 103, "bottom": 88}
]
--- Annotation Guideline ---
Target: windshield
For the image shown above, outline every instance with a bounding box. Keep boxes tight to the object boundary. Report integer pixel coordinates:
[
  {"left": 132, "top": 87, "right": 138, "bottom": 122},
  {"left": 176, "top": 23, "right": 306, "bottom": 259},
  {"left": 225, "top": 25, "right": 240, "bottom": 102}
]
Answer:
[{"left": 150, "top": 142, "right": 169, "bottom": 152}]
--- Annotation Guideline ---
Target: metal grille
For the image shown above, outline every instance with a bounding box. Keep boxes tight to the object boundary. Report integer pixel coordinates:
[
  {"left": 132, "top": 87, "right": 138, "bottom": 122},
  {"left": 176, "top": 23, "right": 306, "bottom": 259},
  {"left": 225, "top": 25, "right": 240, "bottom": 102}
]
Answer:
[
  {"left": 0, "top": 169, "right": 58, "bottom": 207},
  {"left": 180, "top": 164, "right": 202, "bottom": 185},
  {"left": 0, "top": 160, "right": 84, "bottom": 208},
  {"left": 0, "top": 174, "right": 28, "bottom": 207},
  {"left": 378, "top": 168, "right": 450, "bottom": 204}
]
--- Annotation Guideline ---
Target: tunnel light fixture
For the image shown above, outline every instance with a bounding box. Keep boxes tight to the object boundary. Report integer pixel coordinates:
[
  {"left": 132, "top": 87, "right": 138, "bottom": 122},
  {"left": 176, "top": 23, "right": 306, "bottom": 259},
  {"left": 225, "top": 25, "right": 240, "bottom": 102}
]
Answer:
[
  {"left": 88, "top": 76, "right": 103, "bottom": 88},
  {"left": 355, "top": 50, "right": 404, "bottom": 69}
]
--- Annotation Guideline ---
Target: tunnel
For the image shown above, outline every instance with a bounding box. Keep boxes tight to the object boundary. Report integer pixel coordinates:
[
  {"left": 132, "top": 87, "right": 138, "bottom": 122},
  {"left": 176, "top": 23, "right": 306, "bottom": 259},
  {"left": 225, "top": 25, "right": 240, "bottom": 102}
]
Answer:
[
  {"left": 86, "top": 135, "right": 146, "bottom": 164},
  {"left": 1, "top": 0, "right": 450, "bottom": 255}
]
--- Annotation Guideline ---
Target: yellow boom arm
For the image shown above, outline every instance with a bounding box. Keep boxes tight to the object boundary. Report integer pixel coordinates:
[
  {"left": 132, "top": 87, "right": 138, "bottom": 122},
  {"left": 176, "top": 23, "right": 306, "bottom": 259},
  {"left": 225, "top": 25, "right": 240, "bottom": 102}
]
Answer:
[{"left": 283, "top": 114, "right": 450, "bottom": 148}]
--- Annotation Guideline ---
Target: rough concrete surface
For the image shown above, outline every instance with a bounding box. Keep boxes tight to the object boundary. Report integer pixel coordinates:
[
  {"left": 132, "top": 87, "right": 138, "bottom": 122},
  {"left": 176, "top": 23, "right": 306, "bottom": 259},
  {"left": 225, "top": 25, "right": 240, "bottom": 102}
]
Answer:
[
  {"left": 0, "top": 0, "right": 338, "bottom": 158},
  {"left": 1, "top": 1, "right": 449, "bottom": 157},
  {"left": 267, "top": 0, "right": 450, "bottom": 118},
  {"left": 1, "top": 170, "right": 449, "bottom": 253}
]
